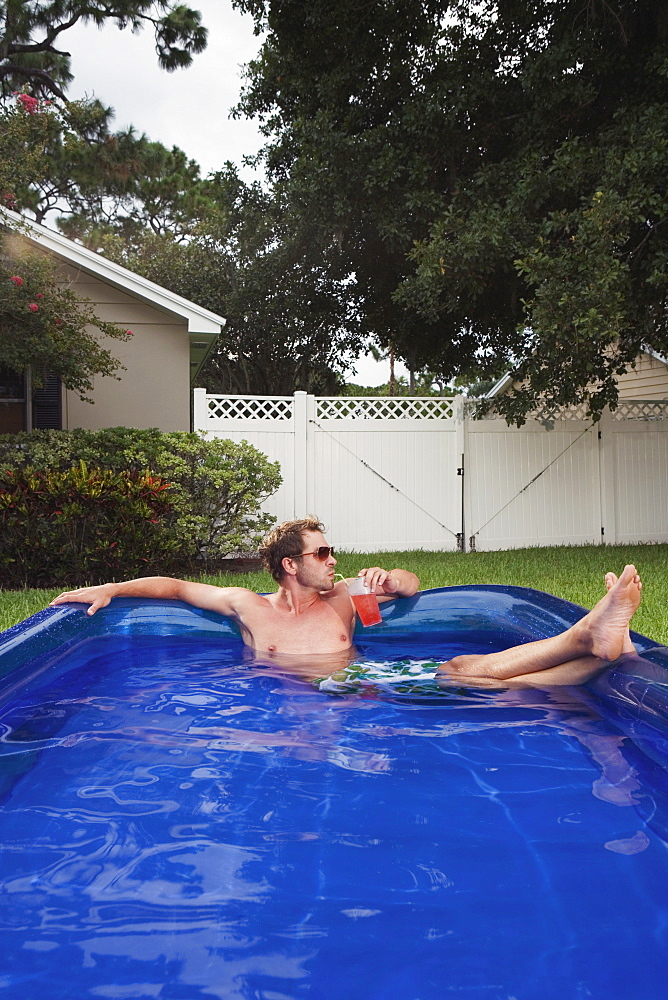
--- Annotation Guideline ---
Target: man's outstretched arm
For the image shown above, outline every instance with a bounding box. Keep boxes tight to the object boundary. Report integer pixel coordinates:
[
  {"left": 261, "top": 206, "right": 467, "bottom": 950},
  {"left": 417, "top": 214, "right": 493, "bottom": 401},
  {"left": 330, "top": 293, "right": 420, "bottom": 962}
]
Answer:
[{"left": 50, "top": 577, "right": 253, "bottom": 618}]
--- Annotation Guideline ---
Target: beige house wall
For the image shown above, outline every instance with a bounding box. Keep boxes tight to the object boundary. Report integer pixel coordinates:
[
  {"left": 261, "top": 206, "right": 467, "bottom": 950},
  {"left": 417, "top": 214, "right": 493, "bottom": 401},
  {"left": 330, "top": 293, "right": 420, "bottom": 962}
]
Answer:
[
  {"left": 616, "top": 352, "right": 668, "bottom": 399},
  {"left": 499, "top": 351, "right": 668, "bottom": 402},
  {"left": 60, "top": 268, "right": 191, "bottom": 432}
]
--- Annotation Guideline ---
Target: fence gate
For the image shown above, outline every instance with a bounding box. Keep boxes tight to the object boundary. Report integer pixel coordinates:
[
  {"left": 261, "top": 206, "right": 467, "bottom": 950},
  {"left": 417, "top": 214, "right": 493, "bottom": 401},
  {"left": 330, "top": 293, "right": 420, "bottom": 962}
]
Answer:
[{"left": 193, "top": 389, "right": 668, "bottom": 552}]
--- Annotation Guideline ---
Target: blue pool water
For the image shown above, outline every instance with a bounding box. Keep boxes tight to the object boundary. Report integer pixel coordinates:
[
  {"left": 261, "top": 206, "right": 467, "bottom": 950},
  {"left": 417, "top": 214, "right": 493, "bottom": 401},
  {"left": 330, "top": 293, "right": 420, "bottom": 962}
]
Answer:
[{"left": 0, "top": 587, "right": 667, "bottom": 999}]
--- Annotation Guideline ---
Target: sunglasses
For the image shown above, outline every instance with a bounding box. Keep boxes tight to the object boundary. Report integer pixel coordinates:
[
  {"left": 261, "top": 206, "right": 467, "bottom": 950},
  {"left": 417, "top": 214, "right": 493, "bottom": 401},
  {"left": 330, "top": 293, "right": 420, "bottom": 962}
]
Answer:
[{"left": 293, "top": 546, "right": 335, "bottom": 561}]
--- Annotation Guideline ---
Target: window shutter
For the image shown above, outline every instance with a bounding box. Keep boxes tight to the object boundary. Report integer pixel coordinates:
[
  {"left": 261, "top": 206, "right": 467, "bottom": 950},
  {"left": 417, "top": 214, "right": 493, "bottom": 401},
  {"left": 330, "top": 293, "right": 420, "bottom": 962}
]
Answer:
[{"left": 33, "top": 375, "right": 62, "bottom": 429}]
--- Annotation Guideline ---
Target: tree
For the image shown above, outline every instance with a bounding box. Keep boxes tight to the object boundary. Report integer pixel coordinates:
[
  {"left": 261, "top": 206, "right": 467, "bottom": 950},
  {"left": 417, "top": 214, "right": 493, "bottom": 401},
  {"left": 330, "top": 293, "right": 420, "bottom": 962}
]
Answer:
[
  {"left": 232, "top": 0, "right": 668, "bottom": 421},
  {"left": 0, "top": 225, "right": 131, "bottom": 399},
  {"left": 1, "top": 88, "right": 212, "bottom": 242},
  {"left": 1, "top": 84, "right": 358, "bottom": 396},
  {"left": 94, "top": 165, "right": 361, "bottom": 394},
  {"left": 0, "top": 91, "right": 56, "bottom": 207},
  {"left": 234, "top": 0, "right": 456, "bottom": 384},
  {"left": 0, "top": 2, "right": 210, "bottom": 231},
  {"left": 400, "top": 0, "right": 668, "bottom": 422},
  {"left": 0, "top": 1, "right": 209, "bottom": 402},
  {"left": 0, "top": 1, "right": 207, "bottom": 101},
  {"left": 44, "top": 134, "right": 214, "bottom": 235}
]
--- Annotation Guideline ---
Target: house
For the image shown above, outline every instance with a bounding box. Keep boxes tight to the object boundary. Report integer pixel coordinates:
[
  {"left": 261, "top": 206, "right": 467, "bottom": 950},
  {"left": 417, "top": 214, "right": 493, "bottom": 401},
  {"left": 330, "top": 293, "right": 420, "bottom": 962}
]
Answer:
[
  {"left": 487, "top": 349, "right": 668, "bottom": 401},
  {"left": 0, "top": 212, "right": 225, "bottom": 434}
]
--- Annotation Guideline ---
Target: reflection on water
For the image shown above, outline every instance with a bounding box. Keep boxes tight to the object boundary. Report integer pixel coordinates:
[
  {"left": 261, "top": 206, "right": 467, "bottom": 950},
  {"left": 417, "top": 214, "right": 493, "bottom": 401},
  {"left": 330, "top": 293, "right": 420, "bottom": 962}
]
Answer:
[{"left": 0, "top": 635, "right": 667, "bottom": 1000}]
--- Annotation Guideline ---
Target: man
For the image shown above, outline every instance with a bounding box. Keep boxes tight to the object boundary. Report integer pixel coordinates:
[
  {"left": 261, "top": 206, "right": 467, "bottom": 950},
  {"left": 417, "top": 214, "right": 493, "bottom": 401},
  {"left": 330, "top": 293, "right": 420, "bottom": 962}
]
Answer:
[
  {"left": 50, "top": 517, "right": 643, "bottom": 686},
  {"left": 50, "top": 517, "right": 420, "bottom": 658}
]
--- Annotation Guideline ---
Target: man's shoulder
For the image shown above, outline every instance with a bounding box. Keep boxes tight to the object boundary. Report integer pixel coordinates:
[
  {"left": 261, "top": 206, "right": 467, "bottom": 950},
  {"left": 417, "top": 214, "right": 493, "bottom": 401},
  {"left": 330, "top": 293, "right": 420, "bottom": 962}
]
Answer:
[{"left": 226, "top": 586, "right": 273, "bottom": 606}]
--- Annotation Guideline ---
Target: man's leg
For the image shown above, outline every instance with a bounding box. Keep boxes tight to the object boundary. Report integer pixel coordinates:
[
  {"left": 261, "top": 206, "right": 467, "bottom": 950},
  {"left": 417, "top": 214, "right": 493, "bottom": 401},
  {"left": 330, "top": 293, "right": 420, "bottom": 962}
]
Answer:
[{"left": 437, "top": 564, "right": 642, "bottom": 684}]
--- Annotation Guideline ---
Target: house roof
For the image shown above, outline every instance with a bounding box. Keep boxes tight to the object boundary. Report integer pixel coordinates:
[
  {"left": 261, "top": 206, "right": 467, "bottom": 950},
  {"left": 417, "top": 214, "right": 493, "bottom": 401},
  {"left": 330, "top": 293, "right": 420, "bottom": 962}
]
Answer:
[
  {"left": 2, "top": 211, "right": 225, "bottom": 380},
  {"left": 485, "top": 372, "right": 514, "bottom": 397}
]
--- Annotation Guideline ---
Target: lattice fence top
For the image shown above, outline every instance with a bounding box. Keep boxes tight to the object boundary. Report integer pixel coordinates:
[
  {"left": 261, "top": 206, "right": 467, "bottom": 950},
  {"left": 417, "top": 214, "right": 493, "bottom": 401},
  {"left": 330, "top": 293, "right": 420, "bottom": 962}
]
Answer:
[
  {"left": 478, "top": 399, "right": 668, "bottom": 423},
  {"left": 466, "top": 398, "right": 594, "bottom": 422},
  {"left": 316, "top": 397, "right": 456, "bottom": 420},
  {"left": 613, "top": 400, "right": 668, "bottom": 421},
  {"left": 529, "top": 400, "right": 668, "bottom": 423},
  {"left": 206, "top": 396, "right": 293, "bottom": 421},
  {"left": 530, "top": 401, "right": 593, "bottom": 423},
  {"left": 201, "top": 394, "right": 668, "bottom": 424}
]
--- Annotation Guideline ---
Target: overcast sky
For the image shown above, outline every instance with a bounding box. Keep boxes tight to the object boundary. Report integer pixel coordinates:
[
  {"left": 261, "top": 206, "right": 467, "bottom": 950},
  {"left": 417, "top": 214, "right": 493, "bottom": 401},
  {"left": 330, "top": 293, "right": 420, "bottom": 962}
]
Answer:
[
  {"left": 62, "top": 0, "right": 407, "bottom": 386},
  {"left": 64, "top": 1, "right": 264, "bottom": 177}
]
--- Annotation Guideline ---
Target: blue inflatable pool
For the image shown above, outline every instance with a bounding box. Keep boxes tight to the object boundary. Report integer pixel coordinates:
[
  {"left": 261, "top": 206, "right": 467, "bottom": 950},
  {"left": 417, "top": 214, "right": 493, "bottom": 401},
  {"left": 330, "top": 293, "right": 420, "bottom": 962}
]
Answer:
[{"left": 0, "top": 586, "right": 667, "bottom": 1000}]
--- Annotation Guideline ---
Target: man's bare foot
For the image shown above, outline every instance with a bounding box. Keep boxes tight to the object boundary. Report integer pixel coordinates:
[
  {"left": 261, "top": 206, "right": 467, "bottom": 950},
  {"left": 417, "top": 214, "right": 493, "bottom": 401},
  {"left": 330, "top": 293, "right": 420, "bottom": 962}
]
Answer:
[
  {"left": 577, "top": 565, "right": 642, "bottom": 661},
  {"left": 605, "top": 571, "right": 637, "bottom": 654}
]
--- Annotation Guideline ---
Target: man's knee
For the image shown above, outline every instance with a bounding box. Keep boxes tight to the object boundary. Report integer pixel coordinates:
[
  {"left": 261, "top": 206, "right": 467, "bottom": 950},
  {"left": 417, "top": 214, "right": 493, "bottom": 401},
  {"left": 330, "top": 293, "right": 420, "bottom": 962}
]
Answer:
[{"left": 440, "top": 654, "right": 479, "bottom": 674}]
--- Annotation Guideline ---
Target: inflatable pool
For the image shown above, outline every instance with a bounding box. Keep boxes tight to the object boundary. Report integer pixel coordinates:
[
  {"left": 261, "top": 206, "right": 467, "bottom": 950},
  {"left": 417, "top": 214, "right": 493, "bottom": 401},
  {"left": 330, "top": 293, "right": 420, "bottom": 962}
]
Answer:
[{"left": 0, "top": 586, "right": 667, "bottom": 1000}]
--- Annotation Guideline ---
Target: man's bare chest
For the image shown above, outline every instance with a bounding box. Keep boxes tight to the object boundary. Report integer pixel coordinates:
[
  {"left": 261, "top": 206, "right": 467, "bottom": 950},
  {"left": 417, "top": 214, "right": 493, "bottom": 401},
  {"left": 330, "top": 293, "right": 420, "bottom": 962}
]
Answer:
[{"left": 243, "top": 598, "right": 352, "bottom": 654}]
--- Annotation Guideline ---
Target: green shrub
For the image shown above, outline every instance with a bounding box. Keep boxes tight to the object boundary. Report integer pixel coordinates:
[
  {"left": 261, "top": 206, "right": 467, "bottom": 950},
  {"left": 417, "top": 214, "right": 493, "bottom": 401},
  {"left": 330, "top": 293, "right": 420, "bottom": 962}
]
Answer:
[
  {"left": 0, "top": 462, "right": 178, "bottom": 587},
  {"left": 0, "top": 428, "right": 282, "bottom": 584}
]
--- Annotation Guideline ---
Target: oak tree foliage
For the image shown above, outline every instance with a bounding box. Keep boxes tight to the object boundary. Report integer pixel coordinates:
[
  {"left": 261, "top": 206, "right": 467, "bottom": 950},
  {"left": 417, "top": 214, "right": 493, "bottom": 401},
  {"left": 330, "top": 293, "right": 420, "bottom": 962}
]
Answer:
[{"left": 232, "top": 0, "right": 668, "bottom": 420}]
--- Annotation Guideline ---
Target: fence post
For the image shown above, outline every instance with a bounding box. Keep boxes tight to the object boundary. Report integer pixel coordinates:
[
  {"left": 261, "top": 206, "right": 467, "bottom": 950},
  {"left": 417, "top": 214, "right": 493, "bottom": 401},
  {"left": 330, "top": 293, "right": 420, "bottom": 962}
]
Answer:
[
  {"left": 294, "top": 391, "right": 308, "bottom": 516},
  {"left": 454, "top": 395, "right": 467, "bottom": 551},
  {"left": 305, "top": 393, "right": 317, "bottom": 514},
  {"left": 193, "top": 387, "right": 208, "bottom": 434},
  {"left": 598, "top": 405, "right": 616, "bottom": 545}
]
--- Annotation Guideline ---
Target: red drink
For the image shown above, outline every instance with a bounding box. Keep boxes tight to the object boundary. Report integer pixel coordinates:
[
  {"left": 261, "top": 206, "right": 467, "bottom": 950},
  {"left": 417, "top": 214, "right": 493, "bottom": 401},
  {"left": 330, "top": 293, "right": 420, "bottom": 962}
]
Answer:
[{"left": 352, "top": 593, "right": 382, "bottom": 627}]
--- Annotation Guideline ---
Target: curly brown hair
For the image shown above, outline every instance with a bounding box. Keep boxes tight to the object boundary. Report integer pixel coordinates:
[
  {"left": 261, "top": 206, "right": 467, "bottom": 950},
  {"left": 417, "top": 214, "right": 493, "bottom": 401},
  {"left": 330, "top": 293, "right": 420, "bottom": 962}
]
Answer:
[{"left": 259, "top": 516, "right": 326, "bottom": 582}]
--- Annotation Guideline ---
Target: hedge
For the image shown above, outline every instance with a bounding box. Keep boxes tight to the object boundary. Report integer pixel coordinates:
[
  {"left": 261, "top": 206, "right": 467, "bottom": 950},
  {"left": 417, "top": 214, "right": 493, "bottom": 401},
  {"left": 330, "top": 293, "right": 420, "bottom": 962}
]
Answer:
[{"left": 0, "top": 427, "right": 282, "bottom": 587}]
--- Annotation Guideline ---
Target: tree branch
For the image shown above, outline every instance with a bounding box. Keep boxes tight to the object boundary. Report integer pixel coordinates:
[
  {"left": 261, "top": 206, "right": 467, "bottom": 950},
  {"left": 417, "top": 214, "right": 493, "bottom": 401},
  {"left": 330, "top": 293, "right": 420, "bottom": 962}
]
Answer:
[{"left": 0, "top": 64, "right": 68, "bottom": 100}]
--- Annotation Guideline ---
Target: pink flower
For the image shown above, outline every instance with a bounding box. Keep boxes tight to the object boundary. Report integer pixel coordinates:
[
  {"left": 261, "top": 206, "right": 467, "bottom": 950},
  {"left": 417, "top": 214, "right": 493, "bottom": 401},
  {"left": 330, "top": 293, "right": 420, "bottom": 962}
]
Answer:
[
  {"left": 9, "top": 275, "right": 23, "bottom": 286},
  {"left": 28, "top": 303, "right": 39, "bottom": 312},
  {"left": 126, "top": 329, "right": 134, "bottom": 336},
  {"left": 17, "top": 94, "right": 38, "bottom": 114},
  {"left": 36, "top": 293, "right": 43, "bottom": 299}
]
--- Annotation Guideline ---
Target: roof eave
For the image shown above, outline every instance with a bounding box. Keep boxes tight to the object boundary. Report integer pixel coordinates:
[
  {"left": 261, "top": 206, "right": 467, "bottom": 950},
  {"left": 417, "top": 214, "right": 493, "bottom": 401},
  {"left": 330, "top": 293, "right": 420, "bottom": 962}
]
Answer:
[{"left": 1, "top": 210, "right": 226, "bottom": 350}]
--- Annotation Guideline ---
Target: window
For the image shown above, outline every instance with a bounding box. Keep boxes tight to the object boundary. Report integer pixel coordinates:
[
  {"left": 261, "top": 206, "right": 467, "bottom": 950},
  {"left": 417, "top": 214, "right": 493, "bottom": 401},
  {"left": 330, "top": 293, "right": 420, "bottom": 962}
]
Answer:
[
  {"left": 0, "top": 366, "right": 26, "bottom": 433},
  {"left": 0, "top": 367, "right": 62, "bottom": 431}
]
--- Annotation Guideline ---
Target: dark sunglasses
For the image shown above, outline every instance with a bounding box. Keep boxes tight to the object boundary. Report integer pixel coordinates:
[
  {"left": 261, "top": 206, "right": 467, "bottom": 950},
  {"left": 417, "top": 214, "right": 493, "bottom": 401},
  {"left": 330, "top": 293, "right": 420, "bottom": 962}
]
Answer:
[{"left": 293, "top": 546, "right": 335, "bottom": 561}]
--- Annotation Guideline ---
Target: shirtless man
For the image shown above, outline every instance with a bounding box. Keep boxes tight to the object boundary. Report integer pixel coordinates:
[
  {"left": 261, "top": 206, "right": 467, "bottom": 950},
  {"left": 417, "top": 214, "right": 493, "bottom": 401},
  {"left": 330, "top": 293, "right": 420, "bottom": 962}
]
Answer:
[
  {"left": 50, "top": 517, "right": 420, "bottom": 658},
  {"left": 50, "top": 516, "right": 642, "bottom": 686}
]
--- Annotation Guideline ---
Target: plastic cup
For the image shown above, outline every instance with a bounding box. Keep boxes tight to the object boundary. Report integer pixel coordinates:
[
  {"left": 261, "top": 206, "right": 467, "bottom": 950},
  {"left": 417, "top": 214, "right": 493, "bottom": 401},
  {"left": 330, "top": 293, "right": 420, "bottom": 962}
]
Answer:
[{"left": 347, "top": 576, "right": 382, "bottom": 627}]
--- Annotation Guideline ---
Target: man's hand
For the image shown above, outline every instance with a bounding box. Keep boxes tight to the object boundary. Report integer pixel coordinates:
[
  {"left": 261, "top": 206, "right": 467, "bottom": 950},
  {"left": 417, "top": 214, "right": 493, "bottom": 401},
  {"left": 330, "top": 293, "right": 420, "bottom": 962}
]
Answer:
[
  {"left": 356, "top": 567, "right": 420, "bottom": 599},
  {"left": 50, "top": 583, "right": 119, "bottom": 616},
  {"left": 357, "top": 567, "right": 397, "bottom": 594}
]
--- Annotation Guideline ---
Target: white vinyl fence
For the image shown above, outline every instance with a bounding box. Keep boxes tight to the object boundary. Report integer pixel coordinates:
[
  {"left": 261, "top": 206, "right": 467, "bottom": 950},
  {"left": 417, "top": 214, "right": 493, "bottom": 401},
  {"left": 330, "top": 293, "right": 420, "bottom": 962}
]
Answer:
[{"left": 193, "top": 389, "right": 668, "bottom": 552}]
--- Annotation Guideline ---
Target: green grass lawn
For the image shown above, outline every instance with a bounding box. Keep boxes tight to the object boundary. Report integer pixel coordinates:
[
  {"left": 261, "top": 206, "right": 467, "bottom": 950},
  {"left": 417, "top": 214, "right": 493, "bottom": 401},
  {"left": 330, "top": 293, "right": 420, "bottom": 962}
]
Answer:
[{"left": 1, "top": 543, "right": 666, "bottom": 643}]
